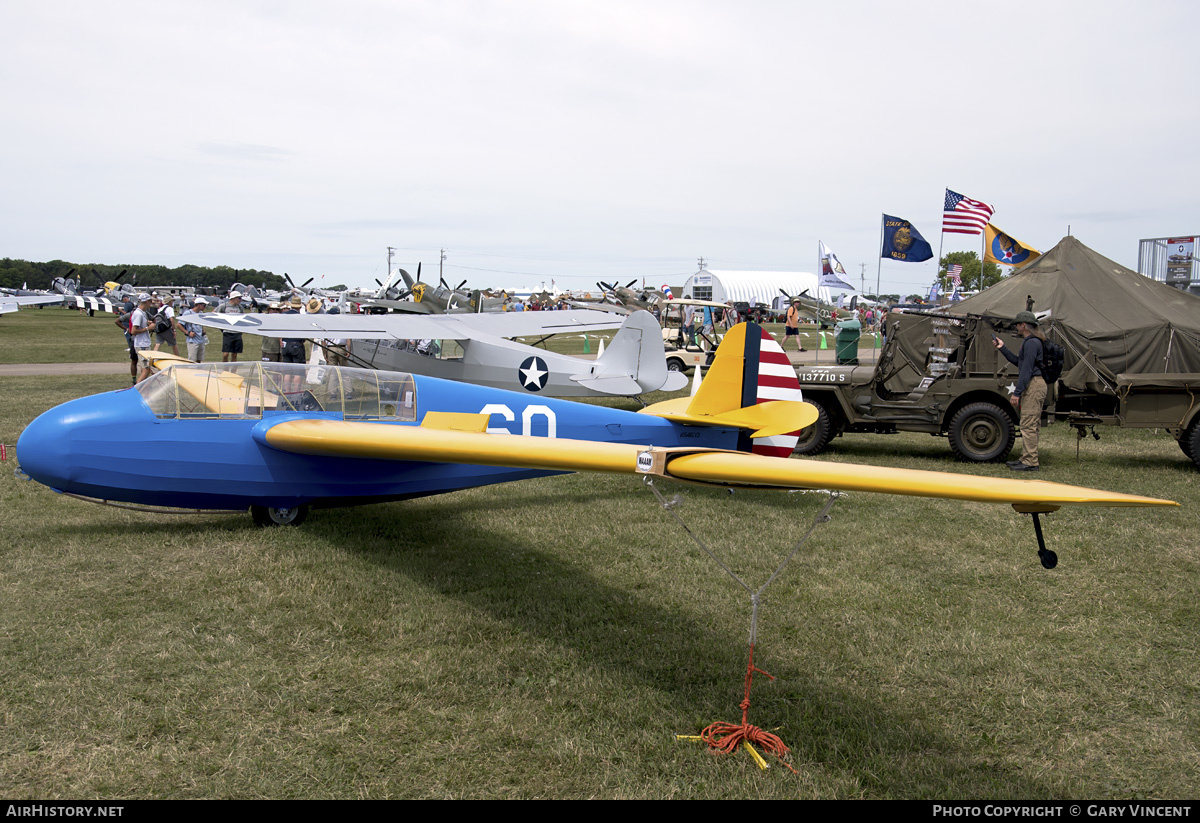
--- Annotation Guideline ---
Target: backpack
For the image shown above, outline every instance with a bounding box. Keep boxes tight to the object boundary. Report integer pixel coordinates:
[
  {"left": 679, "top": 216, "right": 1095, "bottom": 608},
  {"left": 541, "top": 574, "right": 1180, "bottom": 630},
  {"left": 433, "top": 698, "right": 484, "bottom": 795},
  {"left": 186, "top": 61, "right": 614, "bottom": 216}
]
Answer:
[
  {"left": 153, "top": 307, "right": 173, "bottom": 334},
  {"left": 1041, "top": 338, "right": 1065, "bottom": 384}
]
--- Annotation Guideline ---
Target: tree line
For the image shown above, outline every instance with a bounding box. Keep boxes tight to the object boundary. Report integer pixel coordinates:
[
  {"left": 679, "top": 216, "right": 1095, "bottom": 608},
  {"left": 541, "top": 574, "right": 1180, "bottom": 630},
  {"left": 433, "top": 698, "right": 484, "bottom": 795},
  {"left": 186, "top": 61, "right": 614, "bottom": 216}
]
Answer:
[{"left": 0, "top": 258, "right": 288, "bottom": 293}]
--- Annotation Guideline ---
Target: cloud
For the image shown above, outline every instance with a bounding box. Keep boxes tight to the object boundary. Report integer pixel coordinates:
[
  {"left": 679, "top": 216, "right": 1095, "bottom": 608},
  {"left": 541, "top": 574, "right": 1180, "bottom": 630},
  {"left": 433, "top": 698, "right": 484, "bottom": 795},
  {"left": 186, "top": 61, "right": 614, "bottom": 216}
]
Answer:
[{"left": 197, "top": 142, "right": 291, "bottom": 162}]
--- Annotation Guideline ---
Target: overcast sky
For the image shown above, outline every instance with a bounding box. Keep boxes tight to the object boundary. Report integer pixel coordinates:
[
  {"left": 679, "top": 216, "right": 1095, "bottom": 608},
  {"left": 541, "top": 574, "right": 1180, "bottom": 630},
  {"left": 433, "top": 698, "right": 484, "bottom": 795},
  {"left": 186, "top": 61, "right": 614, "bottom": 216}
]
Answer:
[{"left": 3, "top": 0, "right": 1197, "bottom": 296}]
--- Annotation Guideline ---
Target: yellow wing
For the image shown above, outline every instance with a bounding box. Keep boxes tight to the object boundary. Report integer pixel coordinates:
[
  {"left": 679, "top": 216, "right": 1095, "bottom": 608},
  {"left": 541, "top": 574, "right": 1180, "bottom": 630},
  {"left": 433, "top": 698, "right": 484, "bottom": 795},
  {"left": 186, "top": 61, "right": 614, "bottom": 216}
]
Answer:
[{"left": 260, "top": 418, "right": 1176, "bottom": 512}]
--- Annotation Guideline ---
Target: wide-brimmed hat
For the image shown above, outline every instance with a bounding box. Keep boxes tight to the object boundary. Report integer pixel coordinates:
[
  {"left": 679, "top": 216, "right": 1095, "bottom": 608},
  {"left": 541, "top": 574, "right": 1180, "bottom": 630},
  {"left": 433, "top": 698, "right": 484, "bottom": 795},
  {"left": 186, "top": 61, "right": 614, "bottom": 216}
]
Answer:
[
  {"left": 1014, "top": 310, "right": 1039, "bottom": 326},
  {"left": 288, "top": 294, "right": 303, "bottom": 309},
  {"left": 306, "top": 297, "right": 323, "bottom": 313}
]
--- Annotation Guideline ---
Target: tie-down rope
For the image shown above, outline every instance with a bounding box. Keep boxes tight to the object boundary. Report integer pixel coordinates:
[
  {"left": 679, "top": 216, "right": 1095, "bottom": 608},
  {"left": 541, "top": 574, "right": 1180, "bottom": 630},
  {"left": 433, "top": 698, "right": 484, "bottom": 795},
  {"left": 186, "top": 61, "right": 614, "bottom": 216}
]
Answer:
[{"left": 644, "top": 478, "right": 841, "bottom": 772}]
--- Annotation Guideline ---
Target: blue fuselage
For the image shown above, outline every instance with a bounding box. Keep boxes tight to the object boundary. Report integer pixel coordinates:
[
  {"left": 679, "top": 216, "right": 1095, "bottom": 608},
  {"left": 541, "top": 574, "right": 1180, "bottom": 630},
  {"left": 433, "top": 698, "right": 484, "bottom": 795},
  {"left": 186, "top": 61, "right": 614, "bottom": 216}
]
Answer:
[{"left": 18, "top": 372, "right": 739, "bottom": 511}]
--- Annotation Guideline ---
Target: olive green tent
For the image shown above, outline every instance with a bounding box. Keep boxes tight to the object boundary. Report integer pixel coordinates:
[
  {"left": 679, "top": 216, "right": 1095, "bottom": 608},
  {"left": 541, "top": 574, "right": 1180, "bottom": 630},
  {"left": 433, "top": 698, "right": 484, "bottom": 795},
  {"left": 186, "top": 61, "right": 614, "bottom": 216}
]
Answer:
[{"left": 947, "top": 236, "right": 1200, "bottom": 391}]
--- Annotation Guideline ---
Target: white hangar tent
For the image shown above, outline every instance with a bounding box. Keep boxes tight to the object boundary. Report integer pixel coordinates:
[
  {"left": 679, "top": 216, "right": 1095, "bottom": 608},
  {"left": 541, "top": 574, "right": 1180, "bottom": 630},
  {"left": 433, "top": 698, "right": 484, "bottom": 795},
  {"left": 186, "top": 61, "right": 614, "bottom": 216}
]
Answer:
[{"left": 680, "top": 269, "right": 852, "bottom": 310}]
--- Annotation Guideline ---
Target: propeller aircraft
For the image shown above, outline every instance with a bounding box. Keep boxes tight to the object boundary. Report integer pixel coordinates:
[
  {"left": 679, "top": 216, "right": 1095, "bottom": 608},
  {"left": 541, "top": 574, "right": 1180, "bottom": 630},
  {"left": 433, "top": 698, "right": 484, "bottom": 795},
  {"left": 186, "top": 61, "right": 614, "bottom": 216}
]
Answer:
[
  {"left": 583, "top": 280, "right": 672, "bottom": 315},
  {"left": 17, "top": 322, "right": 1175, "bottom": 568},
  {"left": 778, "top": 288, "right": 846, "bottom": 328},
  {"left": 188, "top": 308, "right": 689, "bottom": 398},
  {"left": 353, "top": 264, "right": 508, "bottom": 315}
]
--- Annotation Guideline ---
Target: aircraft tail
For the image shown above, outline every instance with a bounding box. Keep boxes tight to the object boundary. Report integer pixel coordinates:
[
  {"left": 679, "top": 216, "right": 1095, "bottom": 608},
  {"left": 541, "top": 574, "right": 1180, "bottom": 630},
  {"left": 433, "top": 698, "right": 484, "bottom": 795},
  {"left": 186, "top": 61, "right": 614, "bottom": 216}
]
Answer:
[
  {"left": 640, "top": 322, "right": 809, "bottom": 456},
  {"left": 570, "top": 310, "right": 688, "bottom": 395}
]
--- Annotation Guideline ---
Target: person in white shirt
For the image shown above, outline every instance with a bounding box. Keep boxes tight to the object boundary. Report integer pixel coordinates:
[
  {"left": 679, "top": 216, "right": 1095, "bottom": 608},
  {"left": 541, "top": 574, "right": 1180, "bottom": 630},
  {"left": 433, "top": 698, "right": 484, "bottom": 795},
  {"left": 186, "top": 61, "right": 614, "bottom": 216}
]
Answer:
[
  {"left": 178, "top": 297, "right": 210, "bottom": 362},
  {"left": 130, "top": 294, "right": 156, "bottom": 383}
]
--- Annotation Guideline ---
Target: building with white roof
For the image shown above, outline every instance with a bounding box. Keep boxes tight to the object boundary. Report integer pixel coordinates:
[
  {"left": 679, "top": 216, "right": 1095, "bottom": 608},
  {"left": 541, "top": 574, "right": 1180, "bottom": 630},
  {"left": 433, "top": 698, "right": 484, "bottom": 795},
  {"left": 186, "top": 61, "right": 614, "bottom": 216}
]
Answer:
[{"left": 679, "top": 268, "right": 852, "bottom": 311}]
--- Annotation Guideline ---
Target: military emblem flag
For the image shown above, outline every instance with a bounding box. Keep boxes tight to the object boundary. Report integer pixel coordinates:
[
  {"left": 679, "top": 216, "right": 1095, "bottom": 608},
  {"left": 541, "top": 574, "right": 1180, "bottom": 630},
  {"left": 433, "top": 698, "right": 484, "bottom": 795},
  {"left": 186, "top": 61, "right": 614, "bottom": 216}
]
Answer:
[
  {"left": 984, "top": 224, "right": 1040, "bottom": 267},
  {"left": 943, "top": 189, "right": 995, "bottom": 235}
]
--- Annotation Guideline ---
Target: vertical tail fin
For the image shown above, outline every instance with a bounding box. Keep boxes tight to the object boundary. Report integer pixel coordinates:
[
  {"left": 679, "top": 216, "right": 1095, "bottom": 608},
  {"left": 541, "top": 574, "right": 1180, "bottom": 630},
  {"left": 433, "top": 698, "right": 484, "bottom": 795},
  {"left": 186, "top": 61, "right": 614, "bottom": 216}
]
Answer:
[
  {"left": 686, "top": 322, "right": 804, "bottom": 456},
  {"left": 573, "top": 310, "right": 688, "bottom": 394}
]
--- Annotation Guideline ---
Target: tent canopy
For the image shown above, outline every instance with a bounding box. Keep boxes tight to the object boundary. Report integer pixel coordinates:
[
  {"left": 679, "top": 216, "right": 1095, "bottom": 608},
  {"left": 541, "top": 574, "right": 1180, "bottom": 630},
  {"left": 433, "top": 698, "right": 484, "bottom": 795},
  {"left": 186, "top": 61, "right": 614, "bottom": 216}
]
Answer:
[{"left": 948, "top": 236, "right": 1200, "bottom": 382}]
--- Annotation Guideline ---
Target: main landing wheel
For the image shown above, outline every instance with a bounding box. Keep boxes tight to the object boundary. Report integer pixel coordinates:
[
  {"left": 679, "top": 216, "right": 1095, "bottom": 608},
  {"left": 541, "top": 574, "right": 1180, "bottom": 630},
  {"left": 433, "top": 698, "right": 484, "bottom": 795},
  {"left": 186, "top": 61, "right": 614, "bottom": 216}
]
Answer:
[{"left": 251, "top": 504, "right": 309, "bottom": 527}]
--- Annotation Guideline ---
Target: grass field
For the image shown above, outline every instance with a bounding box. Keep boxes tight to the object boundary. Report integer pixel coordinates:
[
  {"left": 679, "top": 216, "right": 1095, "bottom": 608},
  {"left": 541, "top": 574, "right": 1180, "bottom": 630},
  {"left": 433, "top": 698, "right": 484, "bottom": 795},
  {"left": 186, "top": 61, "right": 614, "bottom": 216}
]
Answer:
[{"left": 1, "top": 309, "right": 1197, "bottom": 799}]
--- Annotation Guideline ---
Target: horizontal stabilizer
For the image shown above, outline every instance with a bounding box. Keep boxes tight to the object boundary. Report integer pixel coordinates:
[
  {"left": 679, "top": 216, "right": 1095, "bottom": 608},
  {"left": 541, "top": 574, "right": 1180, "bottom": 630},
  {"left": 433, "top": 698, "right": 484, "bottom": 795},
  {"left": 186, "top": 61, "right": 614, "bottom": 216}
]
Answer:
[
  {"left": 641, "top": 398, "right": 816, "bottom": 438},
  {"left": 568, "top": 374, "right": 645, "bottom": 395}
]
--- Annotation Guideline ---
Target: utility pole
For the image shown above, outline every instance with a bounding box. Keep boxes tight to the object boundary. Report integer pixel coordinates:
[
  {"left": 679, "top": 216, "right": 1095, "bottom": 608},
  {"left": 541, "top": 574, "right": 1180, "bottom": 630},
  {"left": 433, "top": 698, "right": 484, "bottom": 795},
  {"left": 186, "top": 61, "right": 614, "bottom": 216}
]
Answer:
[
  {"left": 387, "top": 246, "right": 394, "bottom": 279},
  {"left": 859, "top": 262, "right": 867, "bottom": 295},
  {"left": 440, "top": 248, "right": 446, "bottom": 284}
]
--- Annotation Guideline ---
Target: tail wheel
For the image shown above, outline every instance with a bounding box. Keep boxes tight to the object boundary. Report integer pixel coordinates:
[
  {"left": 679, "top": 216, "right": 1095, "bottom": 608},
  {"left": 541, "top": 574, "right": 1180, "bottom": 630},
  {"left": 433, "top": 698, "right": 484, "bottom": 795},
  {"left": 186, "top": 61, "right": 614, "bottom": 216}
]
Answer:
[
  {"left": 948, "top": 402, "right": 1015, "bottom": 463},
  {"left": 793, "top": 401, "right": 834, "bottom": 456},
  {"left": 251, "top": 504, "right": 309, "bottom": 527}
]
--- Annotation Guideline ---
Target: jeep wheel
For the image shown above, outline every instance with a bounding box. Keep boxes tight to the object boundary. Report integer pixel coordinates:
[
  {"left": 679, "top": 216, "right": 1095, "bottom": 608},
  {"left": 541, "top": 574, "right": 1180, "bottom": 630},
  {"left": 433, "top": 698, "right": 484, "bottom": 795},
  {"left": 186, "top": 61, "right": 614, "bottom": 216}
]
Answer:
[
  {"left": 251, "top": 504, "right": 310, "bottom": 527},
  {"left": 947, "top": 402, "right": 1015, "bottom": 463},
  {"left": 793, "top": 401, "right": 834, "bottom": 456},
  {"left": 1184, "top": 419, "right": 1200, "bottom": 469}
]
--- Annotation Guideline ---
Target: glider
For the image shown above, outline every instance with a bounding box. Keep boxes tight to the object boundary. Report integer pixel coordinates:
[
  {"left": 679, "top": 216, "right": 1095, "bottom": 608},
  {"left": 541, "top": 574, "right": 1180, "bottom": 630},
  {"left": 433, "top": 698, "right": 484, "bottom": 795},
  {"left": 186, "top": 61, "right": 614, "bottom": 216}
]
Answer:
[
  {"left": 188, "top": 307, "right": 689, "bottom": 398},
  {"left": 17, "top": 322, "right": 1173, "bottom": 562}
]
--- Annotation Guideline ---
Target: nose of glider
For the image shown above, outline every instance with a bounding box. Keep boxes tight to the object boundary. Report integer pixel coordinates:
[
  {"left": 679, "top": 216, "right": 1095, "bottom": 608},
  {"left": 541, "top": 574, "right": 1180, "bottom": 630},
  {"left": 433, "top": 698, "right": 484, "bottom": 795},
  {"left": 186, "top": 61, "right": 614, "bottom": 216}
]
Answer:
[
  {"left": 17, "top": 404, "right": 74, "bottom": 491},
  {"left": 17, "top": 391, "right": 138, "bottom": 493}
]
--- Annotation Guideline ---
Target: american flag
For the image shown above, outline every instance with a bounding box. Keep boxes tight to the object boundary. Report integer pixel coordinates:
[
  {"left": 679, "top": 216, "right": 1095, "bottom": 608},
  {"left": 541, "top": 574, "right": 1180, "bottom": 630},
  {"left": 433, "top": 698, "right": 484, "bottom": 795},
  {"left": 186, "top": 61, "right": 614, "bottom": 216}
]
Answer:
[
  {"left": 947, "top": 264, "right": 963, "bottom": 286},
  {"left": 943, "top": 189, "right": 994, "bottom": 235}
]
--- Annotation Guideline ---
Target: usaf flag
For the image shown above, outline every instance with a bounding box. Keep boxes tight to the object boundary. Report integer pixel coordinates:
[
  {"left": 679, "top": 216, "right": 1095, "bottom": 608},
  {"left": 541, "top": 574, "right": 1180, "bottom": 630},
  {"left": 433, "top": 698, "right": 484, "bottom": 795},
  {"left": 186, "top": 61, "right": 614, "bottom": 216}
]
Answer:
[
  {"left": 881, "top": 215, "right": 934, "bottom": 262},
  {"left": 984, "top": 223, "right": 1040, "bottom": 267}
]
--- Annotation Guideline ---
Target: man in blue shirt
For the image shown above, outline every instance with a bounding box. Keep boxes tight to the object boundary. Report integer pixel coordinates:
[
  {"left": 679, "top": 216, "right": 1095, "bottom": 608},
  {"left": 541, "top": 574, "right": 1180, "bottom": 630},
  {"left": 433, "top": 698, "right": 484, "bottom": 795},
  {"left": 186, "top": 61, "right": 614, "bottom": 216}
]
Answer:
[{"left": 994, "top": 311, "right": 1047, "bottom": 471}]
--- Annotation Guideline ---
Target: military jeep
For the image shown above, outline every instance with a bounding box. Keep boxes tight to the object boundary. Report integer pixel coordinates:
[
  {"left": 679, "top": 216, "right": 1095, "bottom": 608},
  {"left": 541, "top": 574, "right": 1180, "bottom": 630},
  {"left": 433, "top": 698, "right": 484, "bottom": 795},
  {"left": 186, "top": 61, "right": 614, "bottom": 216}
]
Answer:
[{"left": 793, "top": 309, "right": 1200, "bottom": 467}]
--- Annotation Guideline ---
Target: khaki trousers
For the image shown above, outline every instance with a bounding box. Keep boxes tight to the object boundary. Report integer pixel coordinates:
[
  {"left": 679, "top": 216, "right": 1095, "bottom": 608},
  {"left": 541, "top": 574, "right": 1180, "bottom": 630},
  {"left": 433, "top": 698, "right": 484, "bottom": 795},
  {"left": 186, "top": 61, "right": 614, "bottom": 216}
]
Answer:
[{"left": 1019, "top": 376, "right": 1047, "bottom": 467}]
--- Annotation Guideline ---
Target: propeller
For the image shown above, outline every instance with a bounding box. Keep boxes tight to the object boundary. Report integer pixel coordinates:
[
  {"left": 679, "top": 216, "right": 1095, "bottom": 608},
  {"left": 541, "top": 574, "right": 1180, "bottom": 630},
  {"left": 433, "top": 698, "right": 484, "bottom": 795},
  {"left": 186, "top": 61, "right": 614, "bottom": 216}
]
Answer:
[
  {"left": 625, "top": 279, "right": 637, "bottom": 289},
  {"left": 455, "top": 279, "right": 468, "bottom": 291}
]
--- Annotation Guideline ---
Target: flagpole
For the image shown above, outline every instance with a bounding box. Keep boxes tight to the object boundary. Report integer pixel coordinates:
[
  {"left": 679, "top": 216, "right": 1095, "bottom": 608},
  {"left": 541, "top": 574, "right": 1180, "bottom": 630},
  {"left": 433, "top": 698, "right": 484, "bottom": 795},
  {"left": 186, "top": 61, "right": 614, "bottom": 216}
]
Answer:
[
  {"left": 815, "top": 240, "right": 821, "bottom": 364},
  {"left": 936, "top": 188, "right": 947, "bottom": 294},
  {"left": 875, "top": 216, "right": 884, "bottom": 301},
  {"left": 981, "top": 226, "right": 987, "bottom": 292}
]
